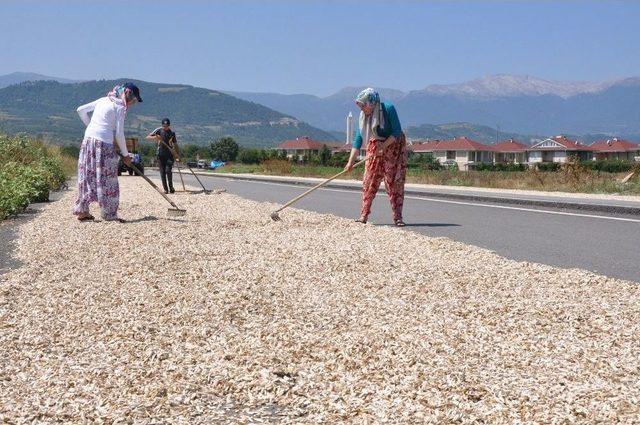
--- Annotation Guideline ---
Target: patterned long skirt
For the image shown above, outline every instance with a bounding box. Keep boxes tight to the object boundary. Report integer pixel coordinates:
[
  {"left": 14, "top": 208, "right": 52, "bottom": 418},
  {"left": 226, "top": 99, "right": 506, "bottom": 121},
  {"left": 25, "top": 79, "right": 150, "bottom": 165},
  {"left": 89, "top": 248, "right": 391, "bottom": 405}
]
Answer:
[
  {"left": 72, "top": 137, "right": 120, "bottom": 220},
  {"left": 360, "top": 133, "right": 408, "bottom": 221}
]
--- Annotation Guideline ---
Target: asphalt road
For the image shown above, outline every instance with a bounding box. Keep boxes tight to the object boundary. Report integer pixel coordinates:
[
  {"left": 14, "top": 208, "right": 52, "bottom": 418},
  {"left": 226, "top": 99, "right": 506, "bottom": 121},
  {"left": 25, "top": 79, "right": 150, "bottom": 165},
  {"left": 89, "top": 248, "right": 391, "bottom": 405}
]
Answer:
[{"left": 144, "top": 170, "right": 640, "bottom": 283}]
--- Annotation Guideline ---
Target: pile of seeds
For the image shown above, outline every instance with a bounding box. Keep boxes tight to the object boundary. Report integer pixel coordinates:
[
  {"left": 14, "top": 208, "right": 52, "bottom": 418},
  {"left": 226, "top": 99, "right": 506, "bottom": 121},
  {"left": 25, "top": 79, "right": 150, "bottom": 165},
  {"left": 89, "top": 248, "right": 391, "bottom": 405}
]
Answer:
[{"left": 1, "top": 178, "right": 639, "bottom": 423}]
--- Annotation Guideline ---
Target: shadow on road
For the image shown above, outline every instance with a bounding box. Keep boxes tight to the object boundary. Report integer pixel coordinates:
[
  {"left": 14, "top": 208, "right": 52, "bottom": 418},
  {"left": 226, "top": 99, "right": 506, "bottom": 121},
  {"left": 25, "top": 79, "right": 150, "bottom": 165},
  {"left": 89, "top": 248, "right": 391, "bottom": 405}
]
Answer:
[
  {"left": 123, "top": 216, "right": 159, "bottom": 224},
  {"left": 375, "top": 223, "right": 461, "bottom": 228}
]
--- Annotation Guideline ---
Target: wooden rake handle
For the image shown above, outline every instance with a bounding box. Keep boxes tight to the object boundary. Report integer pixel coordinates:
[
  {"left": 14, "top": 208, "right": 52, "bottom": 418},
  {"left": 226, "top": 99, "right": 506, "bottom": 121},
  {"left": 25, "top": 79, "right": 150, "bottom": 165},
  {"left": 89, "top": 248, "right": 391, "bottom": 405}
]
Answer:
[
  {"left": 118, "top": 153, "right": 183, "bottom": 211},
  {"left": 274, "top": 154, "right": 372, "bottom": 214}
]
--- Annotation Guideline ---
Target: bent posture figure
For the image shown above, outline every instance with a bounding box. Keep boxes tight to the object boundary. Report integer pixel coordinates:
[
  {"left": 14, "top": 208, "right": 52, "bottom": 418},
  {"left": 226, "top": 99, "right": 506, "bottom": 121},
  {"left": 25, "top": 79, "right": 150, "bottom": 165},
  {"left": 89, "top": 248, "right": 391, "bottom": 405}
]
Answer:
[
  {"left": 344, "top": 88, "right": 407, "bottom": 226},
  {"left": 73, "top": 83, "right": 142, "bottom": 221}
]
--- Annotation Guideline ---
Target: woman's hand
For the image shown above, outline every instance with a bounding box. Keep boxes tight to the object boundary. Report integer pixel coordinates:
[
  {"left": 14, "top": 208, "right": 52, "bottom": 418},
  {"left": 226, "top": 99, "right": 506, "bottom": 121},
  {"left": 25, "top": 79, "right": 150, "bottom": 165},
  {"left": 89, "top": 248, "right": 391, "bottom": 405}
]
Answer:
[
  {"left": 376, "top": 136, "right": 397, "bottom": 157},
  {"left": 345, "top": 147, "right": 359, "bottom": 172},
  {"left": 123, "top": 156, "right": 132, "bottom": 167}
]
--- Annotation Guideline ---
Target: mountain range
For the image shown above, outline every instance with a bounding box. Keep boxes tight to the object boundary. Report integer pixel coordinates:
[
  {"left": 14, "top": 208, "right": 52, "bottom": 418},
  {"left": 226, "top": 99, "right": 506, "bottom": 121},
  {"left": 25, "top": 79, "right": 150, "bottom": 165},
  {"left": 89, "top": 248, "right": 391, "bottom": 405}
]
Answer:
[
  {"left": 0, "top": 72, "right": 83, "bottom": 89},
  {"left": 228, "top": 75, "right": 640, "bottom": 136},
  {"left": 1, "top": 73, "right": 639, "bottom": 146},
  {"left": 0, "top": 78, "right": 336, "bottom": 146}
]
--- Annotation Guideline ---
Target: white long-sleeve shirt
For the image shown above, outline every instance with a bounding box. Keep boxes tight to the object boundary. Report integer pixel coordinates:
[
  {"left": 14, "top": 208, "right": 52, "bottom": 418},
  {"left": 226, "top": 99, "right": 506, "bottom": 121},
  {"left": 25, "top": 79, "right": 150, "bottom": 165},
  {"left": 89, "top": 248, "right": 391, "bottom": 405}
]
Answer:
[{"left": 76, "top": 97, "right": 129, "bottom": 156}]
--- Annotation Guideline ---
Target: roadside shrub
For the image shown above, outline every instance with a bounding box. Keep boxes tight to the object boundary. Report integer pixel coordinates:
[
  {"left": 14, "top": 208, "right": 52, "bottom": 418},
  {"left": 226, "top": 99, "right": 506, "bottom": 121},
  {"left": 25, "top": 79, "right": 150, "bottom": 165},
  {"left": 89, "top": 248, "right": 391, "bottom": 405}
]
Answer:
[
  {"left": 60, "top": 144, "right": 80, "bottom": 159},
  {"left": 328, "top": 152, "right": 350, "bottom": 167},
  {"left": 583, "top": 160, "right": 633, "bottom": 173},
  {"left": 408, "top": 153, "right": 443, "bottom": 170},
  {"left": 0, "top": 163, "right": 50, "bottom": 219},
  {"left": 0, "top": 134, "right": 73, "bottom": 220},
  {"left": 443, "top": 161, "right": 459, "bottom": 171},
  {"left": 306, "top": 153, "right": 322, "bottom": 165},
  {"left": 237, "top": 148, "right": 263, "bottom": 164},
  {"left": 261, "top": 159, "right": 293, "bottom": 175},
  {"left": 536, "top": 162, "right": 561, "bottom": 172},
  {"left": 319, "top": 145, "right": 332, "bottom": 166},
  {"left": 39, "top": 155, "right": 67, "bottom": 189},
  {"left": 475, "top": 163, "right": 526, "bottom": 172}
]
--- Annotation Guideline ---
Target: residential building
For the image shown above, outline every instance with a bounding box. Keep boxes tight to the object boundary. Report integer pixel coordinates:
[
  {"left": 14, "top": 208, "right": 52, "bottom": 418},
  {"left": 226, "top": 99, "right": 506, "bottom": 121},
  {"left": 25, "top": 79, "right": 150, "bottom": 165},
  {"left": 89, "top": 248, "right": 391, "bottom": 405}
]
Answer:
[
  {"left": 527, "top": 135, "right": 593, "bottom": 163},
  {"left": 277, "top": 137, "right": 346, "bottom": 160},
  {"left": 409, "top": 137, "right": 494, "bottom": 170},
  {"left": 408, "top": 139, "right": 442, "bottom": 155},
  {"left": 589, "top": 138, "right": 640, "bottom": 161},
  {"left": 493, "top": 139, "right": 528, "bottom": 164}
]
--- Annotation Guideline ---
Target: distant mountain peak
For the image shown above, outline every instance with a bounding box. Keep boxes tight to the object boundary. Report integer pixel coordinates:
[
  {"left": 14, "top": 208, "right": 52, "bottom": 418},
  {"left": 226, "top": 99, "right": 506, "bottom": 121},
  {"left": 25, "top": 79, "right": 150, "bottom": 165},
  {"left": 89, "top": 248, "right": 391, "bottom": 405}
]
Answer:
[{"left": 421, "top": 74, "right": 610, "bottom": 98}]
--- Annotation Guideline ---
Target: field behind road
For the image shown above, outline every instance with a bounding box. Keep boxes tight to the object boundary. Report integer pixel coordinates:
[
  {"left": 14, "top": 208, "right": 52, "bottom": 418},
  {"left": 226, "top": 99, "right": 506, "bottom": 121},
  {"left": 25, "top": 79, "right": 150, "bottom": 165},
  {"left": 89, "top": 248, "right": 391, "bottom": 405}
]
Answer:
[
  {"left": 208, "top": 162, "right": 640, "bottom": 196},
  {"left": 1, "top": 178, "right": 639, "bottom": 423}
]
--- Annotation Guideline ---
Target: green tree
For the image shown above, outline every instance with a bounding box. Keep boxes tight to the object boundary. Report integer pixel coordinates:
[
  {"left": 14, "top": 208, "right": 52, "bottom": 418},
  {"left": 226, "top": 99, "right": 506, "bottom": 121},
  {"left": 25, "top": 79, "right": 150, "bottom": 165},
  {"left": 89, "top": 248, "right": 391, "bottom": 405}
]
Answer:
[
  {"left": 60, "top": 145, "right": 80, "bottom": 159},
  {"left": 237, "top": 148, "right": 262, "bottom": 164},
  {"left": 210, "top": 137, "right": 239, "bottom": 162},
  {"left": 328, "top": 152, "right": 349, "bottom": 167},
  {"left": 181, "top": 144, "right": 200, "bottom": 160},
  {"left": 319, "top": 144, "right": 331, "bottom": 166}
]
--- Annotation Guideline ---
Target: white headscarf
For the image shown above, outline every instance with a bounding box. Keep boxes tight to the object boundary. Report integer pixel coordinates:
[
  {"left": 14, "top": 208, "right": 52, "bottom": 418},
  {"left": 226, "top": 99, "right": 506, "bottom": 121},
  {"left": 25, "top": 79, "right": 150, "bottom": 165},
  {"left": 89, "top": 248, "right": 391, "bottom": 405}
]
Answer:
[{"left": 355, "top": 88, "right": 385, "bottom": 144}]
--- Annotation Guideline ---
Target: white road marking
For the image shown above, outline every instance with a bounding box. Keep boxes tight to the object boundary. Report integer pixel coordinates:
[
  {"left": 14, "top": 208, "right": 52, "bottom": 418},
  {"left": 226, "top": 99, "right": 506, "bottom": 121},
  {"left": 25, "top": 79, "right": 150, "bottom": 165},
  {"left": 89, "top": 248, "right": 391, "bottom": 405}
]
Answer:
[{"left": 220, "top": 178, "right": 640, "bottom": 223}]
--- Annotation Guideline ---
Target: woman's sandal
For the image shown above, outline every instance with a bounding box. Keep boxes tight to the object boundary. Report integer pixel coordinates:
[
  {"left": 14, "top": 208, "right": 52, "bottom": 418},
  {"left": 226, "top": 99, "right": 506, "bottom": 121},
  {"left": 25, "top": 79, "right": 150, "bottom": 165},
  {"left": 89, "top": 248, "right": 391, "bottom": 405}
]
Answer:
[
  {"left": 77, "top": 215, "right": 95, "bottom": 222},
  {"left": 394, "top": 219, "right": 406, "bottom": 227},
  {"left": 355, "top": 217, "right": 368, "bottom": 224}
]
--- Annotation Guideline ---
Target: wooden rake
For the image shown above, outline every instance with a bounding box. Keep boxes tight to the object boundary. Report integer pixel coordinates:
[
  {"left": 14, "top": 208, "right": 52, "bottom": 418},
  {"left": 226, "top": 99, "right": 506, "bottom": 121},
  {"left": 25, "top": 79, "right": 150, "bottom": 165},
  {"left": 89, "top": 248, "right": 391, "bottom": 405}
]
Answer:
[{"left": 270, "top": 154, "right": 372, "bottom": 221}]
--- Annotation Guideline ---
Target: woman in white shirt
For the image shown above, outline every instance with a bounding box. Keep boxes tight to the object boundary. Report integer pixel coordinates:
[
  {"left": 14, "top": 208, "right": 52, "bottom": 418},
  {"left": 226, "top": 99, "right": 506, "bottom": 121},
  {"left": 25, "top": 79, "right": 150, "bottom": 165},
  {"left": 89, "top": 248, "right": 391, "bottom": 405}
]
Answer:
[{"left": 73, "top": 83, "right": 142, "bottom": 221}]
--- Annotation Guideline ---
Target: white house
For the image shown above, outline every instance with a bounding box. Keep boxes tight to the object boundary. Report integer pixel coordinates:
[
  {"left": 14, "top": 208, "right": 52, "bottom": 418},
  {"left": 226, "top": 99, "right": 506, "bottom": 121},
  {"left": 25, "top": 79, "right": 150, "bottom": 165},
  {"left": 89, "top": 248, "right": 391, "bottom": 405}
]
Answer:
[
  {"left": 527, "top": 135, "right": 593, "bottom": 163},
  {"left": 277, "top": 137, "right": 346, "bottom": 160},
  {"left": 410, "top": 137, "right": 494, "bottom": 170},
  {"left": 493, "top": 139, "right": 528, "bottom": 164}
]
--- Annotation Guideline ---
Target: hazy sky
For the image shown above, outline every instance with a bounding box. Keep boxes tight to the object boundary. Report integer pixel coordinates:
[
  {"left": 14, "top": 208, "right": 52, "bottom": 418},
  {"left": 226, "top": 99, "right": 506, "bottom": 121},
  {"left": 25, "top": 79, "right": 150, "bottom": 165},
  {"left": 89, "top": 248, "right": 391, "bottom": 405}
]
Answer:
[{"left": 2, "top": 0, "right": 639, "bottom": 96}]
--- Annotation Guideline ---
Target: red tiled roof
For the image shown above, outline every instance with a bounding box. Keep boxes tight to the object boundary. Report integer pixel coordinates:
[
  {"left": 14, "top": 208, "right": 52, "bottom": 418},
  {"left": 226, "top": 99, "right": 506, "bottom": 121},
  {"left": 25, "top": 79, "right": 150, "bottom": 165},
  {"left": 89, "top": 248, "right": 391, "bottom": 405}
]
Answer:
[
  {"left": 409, "top": 140, "right": 442, "bottom": 152},
  {"left": 492, "top": 139, "right": 528, "bottom": 152},
  {"left": 278, "top": 137, "right": 338, "bottom": 150},
  {"left": 589, "top": 138, "right": 639, "bottom": 152},
  {"left": 409, "top": 137, "right": 493, "bottom": 152},
  {"left": 432, "top": 137, "right": 494, "bottom": 151},
  {"left": 331, "top": 145, "right": 352, "bottom": 153}
]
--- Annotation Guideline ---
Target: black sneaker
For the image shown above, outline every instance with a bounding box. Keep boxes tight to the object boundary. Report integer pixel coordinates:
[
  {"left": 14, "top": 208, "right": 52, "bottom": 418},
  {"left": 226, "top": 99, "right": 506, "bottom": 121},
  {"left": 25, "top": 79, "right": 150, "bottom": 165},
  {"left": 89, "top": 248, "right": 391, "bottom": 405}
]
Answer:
[{"left": 169, "top": 188, "right": 175, "bottom": 194}]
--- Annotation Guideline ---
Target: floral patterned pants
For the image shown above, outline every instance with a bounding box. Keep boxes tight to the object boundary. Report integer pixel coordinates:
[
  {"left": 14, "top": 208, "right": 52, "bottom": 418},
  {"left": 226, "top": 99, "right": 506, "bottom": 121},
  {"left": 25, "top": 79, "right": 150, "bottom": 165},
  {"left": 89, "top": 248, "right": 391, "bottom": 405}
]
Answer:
[
  {"left": 360, "top": 134, "right": 408, "bottom": 221},
  {"left": 73, "top": 137, "right": 120, "bottom": 220}
]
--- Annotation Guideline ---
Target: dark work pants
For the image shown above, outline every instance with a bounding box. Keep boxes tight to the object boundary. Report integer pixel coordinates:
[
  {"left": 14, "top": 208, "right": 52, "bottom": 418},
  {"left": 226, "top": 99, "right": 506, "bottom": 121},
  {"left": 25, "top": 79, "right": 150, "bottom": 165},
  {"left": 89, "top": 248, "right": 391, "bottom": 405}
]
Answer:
[{"left": 158, "top": 155, "right": 174, "bottom": 192}]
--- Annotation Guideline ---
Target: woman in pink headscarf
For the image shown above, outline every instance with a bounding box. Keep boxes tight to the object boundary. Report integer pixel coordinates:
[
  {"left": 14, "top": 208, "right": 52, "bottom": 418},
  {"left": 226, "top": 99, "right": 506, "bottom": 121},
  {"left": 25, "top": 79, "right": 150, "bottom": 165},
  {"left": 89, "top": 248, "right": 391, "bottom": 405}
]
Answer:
[{"left": 73, "top": 83, "right": 142, "bottom": 222}]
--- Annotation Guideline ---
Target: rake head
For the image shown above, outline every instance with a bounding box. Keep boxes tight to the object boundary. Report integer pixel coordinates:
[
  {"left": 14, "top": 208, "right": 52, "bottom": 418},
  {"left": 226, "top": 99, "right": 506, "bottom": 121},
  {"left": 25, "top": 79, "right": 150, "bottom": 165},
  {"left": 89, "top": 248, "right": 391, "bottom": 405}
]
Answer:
[
  {"left": 167, "top": 208, "right": 187, "bottom": 217},
  {"left": 270, "top": 211, "right": 281, "bottom": 221}
]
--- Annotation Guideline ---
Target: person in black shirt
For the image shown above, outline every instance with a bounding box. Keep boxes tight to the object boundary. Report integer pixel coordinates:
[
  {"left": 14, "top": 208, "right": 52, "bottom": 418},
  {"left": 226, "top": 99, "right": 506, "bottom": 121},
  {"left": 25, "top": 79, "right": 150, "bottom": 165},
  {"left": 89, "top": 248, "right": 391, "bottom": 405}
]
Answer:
[{"left": 146, "top": 118, "right": 180, "bottom": 193}]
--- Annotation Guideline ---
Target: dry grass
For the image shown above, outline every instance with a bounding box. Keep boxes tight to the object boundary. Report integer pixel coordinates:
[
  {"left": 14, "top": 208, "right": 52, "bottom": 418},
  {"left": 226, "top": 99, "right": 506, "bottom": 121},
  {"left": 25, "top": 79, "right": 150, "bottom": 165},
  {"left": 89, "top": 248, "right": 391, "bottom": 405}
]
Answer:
[
  {"left": 406, "top": 168, "right": 639, "bottom": 194},
  {"left": 1, "top": 178, "right": 639, "bottom": 423},
  {"left": 260, "top": 159, "right": 293, "bottom": 175}
]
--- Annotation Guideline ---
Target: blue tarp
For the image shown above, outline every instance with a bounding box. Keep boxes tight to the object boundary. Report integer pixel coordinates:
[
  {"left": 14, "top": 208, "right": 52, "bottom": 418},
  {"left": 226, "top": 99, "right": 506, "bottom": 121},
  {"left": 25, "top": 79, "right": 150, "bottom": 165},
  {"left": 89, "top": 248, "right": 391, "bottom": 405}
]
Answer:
[{"left": 210, "top": 160, "right": 225, "bottom": 169}]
